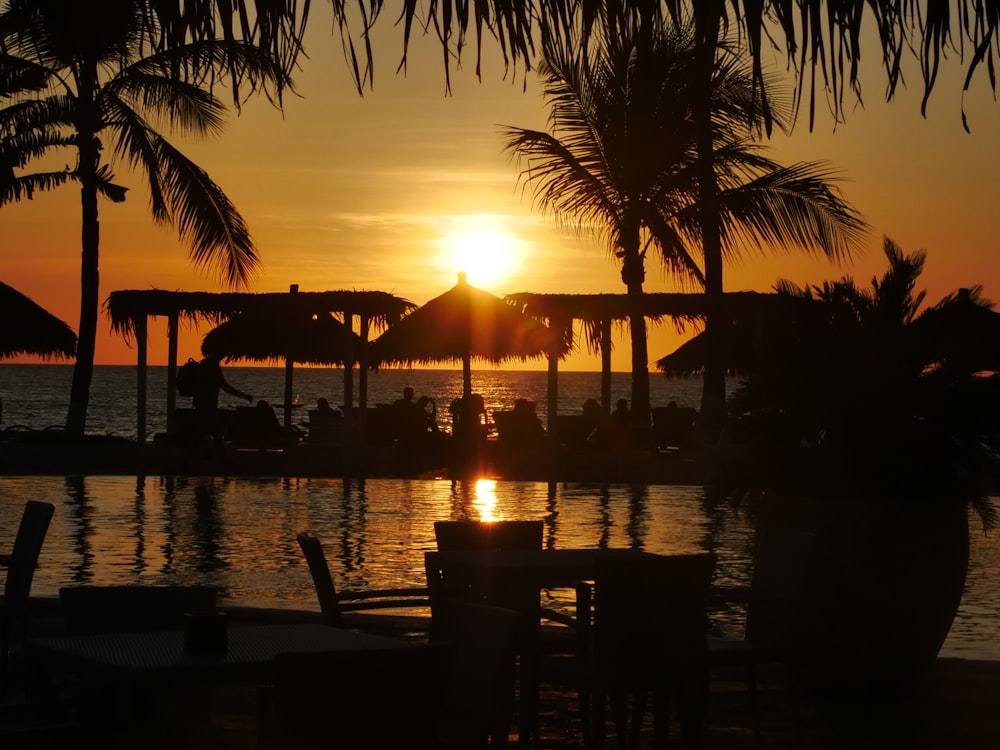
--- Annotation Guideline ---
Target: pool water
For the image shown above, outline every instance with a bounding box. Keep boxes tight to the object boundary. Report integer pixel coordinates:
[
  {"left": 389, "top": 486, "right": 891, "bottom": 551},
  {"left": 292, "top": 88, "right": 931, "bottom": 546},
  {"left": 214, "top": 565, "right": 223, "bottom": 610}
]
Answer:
[{"left": 1, "top": 475, "right": 996, "bottom": 660}]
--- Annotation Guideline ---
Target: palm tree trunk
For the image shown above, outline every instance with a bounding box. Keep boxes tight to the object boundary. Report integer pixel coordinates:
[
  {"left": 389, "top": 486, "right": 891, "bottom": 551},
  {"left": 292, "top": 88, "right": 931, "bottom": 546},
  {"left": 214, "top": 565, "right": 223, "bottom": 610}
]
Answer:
[
  {"left": 620, "top": 210, "right": 651, "bottom": 426},
  {"left": 693, "top": 4, "right": 726, "bottom": 444},
  {"left": 66, "top": 70, "right": 100, "bottom": 436}
]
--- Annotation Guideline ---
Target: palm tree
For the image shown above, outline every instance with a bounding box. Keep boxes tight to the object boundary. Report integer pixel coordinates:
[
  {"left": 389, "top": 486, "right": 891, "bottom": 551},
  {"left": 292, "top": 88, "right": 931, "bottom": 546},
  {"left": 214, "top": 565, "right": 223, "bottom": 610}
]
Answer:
[
  {"left": 502, "top": 20, "right": 867, "bottom": 423},
  {"left": 140, "top": 2, "right": 999, "bottom": 132},
  {"left": 727, "top": 236, "right": 1000, "bottom": 529},
  {"left": 0, "top": 0, "right": 287, "bottom": 434}
]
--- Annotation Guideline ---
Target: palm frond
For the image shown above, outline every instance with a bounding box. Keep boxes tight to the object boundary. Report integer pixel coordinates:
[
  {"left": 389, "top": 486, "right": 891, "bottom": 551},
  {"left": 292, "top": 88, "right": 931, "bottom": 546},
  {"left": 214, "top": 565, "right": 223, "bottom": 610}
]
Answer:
[
  {"left": 0, "top": 168, "right": 74, "bottom": 201},
  {"left": 120, "top": 38, "right": 292, "bottom": 108},
  {"left": 0, "top": 50, "right": 51, "bottom": 95},
  {"left": 103, "top": 71, "right": 227, "bottom": 136},
  {"left": 152, "top": 135, "right": 259, "bottom": 289},
  {"left": 100, "top": 95, "right": 166, "bottom": 219},
  {"left": 714, "top": 162, "right": 870, "bottom": 262}
]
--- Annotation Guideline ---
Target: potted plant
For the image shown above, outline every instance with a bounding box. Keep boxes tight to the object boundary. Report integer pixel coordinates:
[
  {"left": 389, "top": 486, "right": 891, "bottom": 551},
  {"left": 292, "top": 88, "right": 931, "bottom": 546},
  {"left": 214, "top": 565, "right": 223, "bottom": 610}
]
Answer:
[{"left": 718, "top": 237, "right": 1000, "bottom": 701}]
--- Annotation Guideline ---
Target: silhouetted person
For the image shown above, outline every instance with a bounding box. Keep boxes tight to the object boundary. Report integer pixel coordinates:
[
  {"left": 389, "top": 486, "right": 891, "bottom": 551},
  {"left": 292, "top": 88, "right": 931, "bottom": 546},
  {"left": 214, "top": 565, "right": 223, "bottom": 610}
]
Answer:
[
  {"left": 315, "top": 397, "right": 338, "bottom": 415},
  {"left": 394, "top": 386, "right": 417, "bottom": 412},
  {"left": 394, "top": 387, "right": 423, "bottom": 441},
  {"left": 192, "top": 355, "right": 253, "bottom": 415},
  {"left": 416, "top": 395, "right": 439, "bottom": 434},
  {"left": 581, "top": 398, "right": 602, "bottom": 433},
  {"left": 611, "top": 398, "right": 630, "bottom": 427},
  {"left": 185, "top": 354, "right": 252, "bottom": 469}
]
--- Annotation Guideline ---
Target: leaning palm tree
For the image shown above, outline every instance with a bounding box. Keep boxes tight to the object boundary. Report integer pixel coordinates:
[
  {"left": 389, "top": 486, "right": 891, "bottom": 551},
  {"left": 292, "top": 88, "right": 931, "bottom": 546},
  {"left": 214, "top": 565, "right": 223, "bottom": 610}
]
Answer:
[
  {"left": 503, "top": 20, "right": 867, "bottom": 423},
  {"left": 0, "top": 0, "right": 287, "bottom": 434}
]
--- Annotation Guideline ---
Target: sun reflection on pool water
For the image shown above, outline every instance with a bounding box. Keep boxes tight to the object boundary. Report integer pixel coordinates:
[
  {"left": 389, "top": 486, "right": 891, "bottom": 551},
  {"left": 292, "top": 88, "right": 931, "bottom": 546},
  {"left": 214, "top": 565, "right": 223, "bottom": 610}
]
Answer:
[{"left": 472, "top": 478, "right": 499, "bottom": 521}]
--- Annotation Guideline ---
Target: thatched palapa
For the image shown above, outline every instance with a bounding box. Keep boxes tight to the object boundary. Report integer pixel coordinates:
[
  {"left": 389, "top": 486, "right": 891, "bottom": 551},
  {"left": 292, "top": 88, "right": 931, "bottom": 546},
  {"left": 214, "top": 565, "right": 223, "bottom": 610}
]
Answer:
[
  {"left": 369, "top": 273, "right": 565, "bottom": 399},
  {"left": 0, "top": 281, "right": 76, "bottom": 359}
]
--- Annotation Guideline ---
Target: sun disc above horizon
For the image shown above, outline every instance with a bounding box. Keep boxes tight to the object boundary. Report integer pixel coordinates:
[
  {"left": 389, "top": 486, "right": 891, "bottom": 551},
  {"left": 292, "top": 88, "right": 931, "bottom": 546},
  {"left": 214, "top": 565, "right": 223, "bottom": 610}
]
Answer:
[{"left": 435, "top": 218, "right": 525, "bottom": 291}]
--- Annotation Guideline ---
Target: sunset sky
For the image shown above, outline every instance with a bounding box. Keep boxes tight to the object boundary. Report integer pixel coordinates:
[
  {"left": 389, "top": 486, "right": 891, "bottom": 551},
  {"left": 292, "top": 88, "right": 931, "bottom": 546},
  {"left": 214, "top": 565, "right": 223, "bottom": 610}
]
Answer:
[{"left": 4, "top": 11, "right": 999, "bottom": 371}]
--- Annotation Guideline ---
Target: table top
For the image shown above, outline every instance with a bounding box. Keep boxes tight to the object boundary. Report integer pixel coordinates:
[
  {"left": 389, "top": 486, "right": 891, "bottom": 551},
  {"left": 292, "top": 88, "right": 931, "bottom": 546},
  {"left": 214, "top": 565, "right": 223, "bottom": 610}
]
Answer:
[
  {"left": 431, "top": 547, "right": 662, "bottom": 586},
  {"left": 26, "top": 623, "right": 412, "bottom": 685}
]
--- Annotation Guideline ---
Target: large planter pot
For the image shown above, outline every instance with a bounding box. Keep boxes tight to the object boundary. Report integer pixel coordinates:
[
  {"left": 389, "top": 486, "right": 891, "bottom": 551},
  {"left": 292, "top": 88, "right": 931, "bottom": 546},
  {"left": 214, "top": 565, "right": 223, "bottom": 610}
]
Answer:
[{"left": 752, "top": 493, "right": 970, "bottom": 699}]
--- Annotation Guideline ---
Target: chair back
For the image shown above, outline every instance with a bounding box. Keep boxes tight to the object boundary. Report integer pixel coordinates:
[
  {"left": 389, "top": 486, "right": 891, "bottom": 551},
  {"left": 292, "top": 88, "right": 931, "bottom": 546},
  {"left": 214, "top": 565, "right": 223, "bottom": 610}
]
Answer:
[
  {"left": 296, "top": 532, "right": 341, "bottom": 626},
  {"left": 433, "top": 519, "right": 543, "bottom": 552},
  {"left": 58, "top": 585, "right": 218, "bottom": 634},
  {"left": 593, "top": 551, "right": 717, "bottom": 684},
  {"left": 3, "top": 501, "right": 55, "bottom": 614},
  {"left": 745, "top": 528, "right": 816, "bottom": 645},
  {"left": 428, "top": 520, "right": 543, "bottom": 619}
]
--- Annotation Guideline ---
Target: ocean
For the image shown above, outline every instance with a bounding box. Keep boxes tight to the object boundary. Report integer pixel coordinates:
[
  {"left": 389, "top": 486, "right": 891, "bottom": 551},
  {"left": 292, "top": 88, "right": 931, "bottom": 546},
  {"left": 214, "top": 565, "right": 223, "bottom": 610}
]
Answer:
[{"left": 0, "top": 363, "right": 710, "bottom": 440}]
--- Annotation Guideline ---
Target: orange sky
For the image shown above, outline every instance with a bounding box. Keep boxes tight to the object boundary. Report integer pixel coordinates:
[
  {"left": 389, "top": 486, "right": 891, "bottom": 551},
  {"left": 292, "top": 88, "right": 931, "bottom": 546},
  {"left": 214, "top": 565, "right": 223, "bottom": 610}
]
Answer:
[{"left": 4, "top": 13, "right": 999, "bottom": 371}]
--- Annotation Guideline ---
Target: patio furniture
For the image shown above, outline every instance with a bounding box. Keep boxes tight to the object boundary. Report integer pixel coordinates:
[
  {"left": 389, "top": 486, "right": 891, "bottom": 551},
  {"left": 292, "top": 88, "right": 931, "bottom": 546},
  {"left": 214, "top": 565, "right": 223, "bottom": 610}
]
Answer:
[
  {"left": 433, "top": 519, "right": 544, "bottom": 552},
  {"left": 296, "top": 532, "right": 429, "bottom": 631},
  {"left": 272, "top": 601, "right": 521, "bottom": 750},
  {"left": 584, "top": 551, "right": 717, "bottom": 750},
  {"left": 27, "top": 623, "right": 411, "bottom": 747},
  {"left": 708, "top": 528, "right": 816, "bottom": 746},
  {"left": 58, "top": 585, "right": 218, "bottom": 634},
  {"left": 1, "top": 500, "right": 55, "bottom": 693},
  {"left": 430, "top": 519, "right": 582, "bottom": 641},
  {"left": 226, "top": 405, "right": 301, "bottom": 449},
  {"left": 305, "top": 409, "right": 344, "bottom": 444},
  {"left": 56, "top": 584, "right": 222, "bottom": 743},
  {"left": 428, "top": 547, "right": 655, "bottom": 745}
]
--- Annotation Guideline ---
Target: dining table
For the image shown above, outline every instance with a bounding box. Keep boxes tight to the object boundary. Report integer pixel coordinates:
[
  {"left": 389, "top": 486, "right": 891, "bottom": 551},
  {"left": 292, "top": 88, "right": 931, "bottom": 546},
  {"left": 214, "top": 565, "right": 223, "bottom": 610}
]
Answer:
[
  {"left": 430, "top": 547, "right": 667, "bottom": 745},
  {"left": 25, "top": 622, "right": 415, "bottom": 748}
]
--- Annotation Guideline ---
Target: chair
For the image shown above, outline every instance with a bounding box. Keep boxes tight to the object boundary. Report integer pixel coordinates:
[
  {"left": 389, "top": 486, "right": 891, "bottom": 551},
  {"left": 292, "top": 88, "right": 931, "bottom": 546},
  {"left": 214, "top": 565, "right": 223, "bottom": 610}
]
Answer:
[
  {"left": 707, "top": 528, "right": 816, "bottom": 745},
  {"left": 1, "top": 500, "right": 55, "bottom": 692},
  {"left": 429, "top": 518, "right": 587, "bottom": 744},
  {"left": 429, "top": 519, "right": 579, "bottom": 627},
  {"left": 269, "top": 601, "right": 521, "bottom": 750},
  {"left": 428, "top": 520, "right": 544, "bottom": 613},
  {"left": 226, "top": 405, "right": 300, "bottom": 449},
  {"left": 432, "top": 519, "right": 544, "bottom": 552},
  {"left": 296, "top": 532, "right": 429, "bottom": 630},
  {"left": 430, "top": 600, "right": 522, "bottom": 749},
  {"left": 550, "top": 551, "right": 717, "bottom": 750},
  {"left": 58, "top": 584, "right": 218, "bottom": 634}
]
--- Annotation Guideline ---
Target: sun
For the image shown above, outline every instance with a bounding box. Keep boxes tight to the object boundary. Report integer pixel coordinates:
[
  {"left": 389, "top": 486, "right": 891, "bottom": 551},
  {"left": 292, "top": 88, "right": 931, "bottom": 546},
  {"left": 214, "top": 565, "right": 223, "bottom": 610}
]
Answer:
[{"left": 435, "top": 219, "right": 525, "bottom": 289}]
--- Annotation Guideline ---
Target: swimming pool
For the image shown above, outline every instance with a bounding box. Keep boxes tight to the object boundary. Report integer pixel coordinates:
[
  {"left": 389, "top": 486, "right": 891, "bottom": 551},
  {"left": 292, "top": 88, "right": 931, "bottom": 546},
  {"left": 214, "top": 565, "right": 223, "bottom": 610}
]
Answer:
[{"left": 2, "top": 475, "right": 996, "bottom": 660}]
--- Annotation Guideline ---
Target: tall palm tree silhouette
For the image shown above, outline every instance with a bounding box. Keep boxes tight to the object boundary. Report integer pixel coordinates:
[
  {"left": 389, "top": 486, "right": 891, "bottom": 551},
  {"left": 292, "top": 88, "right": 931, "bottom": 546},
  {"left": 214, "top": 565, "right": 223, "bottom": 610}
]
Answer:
[
  {"left": 503, "top": 20, "right": 867, "bottom": 422},
  {"left": 0, "top": 0, "right": 287, "bottom": 433}
]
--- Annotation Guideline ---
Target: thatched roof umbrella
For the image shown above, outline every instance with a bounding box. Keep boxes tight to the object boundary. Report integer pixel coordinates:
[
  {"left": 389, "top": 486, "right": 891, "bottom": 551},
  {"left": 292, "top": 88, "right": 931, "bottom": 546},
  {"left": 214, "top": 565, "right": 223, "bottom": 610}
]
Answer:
[
  {"left": 0, "top": 281, "right": 76, "bottom": 360},
  {"left": 655, "top": 322, "right": 756, "bottom": 377},
  {"left": 506, "top": 292, "right": 688, "bottom": 417},
  {"left": 201, "top": 311, "right": 361, "bottom": 428},
  {"left": 106, "top": 287, "right": 413, "bottom": 443},
  {"left": 369, "top": 273, "right": 564, "bottom": 400}
]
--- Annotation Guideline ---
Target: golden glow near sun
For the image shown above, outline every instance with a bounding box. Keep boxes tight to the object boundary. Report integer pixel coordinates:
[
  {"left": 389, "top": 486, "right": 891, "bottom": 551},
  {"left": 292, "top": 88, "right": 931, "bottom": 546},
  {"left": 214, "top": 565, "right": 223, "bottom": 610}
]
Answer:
[
  {"left": 435, "top": 217, "right": 525, "bottom": 289},
  {"left": 472, "top": 478, "right": 500, "bottom": 521}
]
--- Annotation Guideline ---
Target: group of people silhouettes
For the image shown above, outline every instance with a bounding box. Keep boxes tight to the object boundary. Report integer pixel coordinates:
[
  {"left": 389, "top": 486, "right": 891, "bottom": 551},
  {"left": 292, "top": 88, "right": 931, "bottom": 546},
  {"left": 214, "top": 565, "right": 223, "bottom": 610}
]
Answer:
[{"left": 177, "top": 356, "right": 667, "bottom": 473}]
